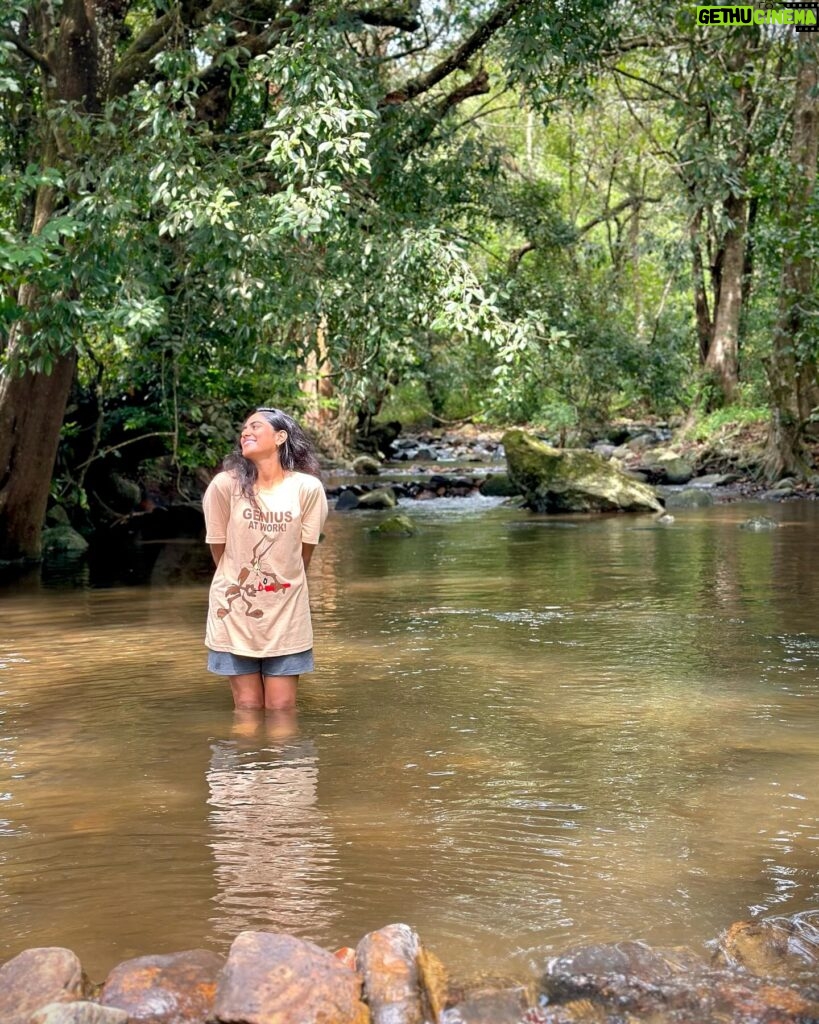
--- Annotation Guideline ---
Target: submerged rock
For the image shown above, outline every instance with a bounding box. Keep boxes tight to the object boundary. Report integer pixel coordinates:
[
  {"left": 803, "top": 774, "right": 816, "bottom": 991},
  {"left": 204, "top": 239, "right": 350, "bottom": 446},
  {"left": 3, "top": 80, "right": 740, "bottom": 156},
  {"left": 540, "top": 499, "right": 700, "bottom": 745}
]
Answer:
[
  {"left": 539, "top": 938, "right": 819, "bottom": 1023},
  {"left": 0, "top": 948, "right": 90, "bottom": 1024},
  {"left": 212, "top": 931, "right": 368, "bottom": 1024},
  {"left": 713, "top": 915, "right": 819, "bottom": 985},
  {"left": 368, "top": 514, "right": 417, "bottom": 537},
  {"left": 99, "top": 949, "right": 223, "bottom": 1023},
  {"left": 441, "top": 979, "right": 532, "bottom": 1023},
  {"left": 503, "top": 430, "right": 663, "bottom": 514},
  {"left": 543, "top": 940, "right": 708, "bottom": 1003},
  {"left": 740, "top": 516, "right": 779, "bottom": 531}
]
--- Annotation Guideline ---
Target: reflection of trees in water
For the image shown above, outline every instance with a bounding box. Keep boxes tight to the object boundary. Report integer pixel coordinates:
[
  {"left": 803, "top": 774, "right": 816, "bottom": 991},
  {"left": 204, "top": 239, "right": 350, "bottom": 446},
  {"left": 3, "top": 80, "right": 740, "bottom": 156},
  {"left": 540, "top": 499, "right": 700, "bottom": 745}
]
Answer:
[{"left": 206, "top": 733, "right": 339, "bottom": 942}]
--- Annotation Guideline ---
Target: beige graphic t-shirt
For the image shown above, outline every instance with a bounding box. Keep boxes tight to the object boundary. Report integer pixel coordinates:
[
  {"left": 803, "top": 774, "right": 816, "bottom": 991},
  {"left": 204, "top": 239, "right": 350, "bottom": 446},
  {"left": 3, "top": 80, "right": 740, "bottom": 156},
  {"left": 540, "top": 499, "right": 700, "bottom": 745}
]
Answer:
[{"left": 203, "top": 470, "right": 328, "bottom": 658}]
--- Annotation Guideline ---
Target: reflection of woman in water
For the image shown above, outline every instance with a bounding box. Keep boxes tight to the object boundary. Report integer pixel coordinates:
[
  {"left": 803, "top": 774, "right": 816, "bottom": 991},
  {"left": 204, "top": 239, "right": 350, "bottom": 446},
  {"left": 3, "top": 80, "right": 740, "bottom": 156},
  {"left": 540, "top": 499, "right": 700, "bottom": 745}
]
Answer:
[
  {"left": 206, "top": 725, "right": 338, "bottom": 941},
  {"left": 203, "top": 408, "right": 328, "bottom": 711}
]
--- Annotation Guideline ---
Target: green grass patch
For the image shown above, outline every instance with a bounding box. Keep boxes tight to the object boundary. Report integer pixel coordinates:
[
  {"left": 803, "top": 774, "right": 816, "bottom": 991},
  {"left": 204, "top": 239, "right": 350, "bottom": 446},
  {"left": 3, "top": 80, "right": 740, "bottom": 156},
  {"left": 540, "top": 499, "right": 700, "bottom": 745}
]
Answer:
[{"left": 686, "top": 405, "right": 768, "bottom": 442}]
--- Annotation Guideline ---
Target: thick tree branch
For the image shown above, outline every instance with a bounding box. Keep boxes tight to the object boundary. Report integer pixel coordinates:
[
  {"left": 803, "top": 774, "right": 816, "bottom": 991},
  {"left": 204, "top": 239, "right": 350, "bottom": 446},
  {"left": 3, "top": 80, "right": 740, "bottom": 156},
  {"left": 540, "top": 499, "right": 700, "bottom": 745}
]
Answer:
[
  {"left": 600, "top": 33, "right": 664, "bottom": 60},
  {"left": 507, "top": 241, "right": 536, "bottom": 273},
  {"left": 108, "top": 0, "right": 422, "bottom": 100},
  {"left": 611, "top": 65, "right": 684, "bottom": 104},
  {"left": 107, "top": 9, "right": 181, "bottom": 98},
  {"left": 437, "top": 68, "right": 490, "bottom": 117},
  {"left": 578, "top": 194, "right": 661, "bottom": 235},
  {"left": 508, "top": 195, "right": 662, "bottom": 274},
  {"left": 107, "top": 0, "right": 283, "bottom": 98},
  {"left": 380, "top": 0, "right": 528, "bottom": 107},
  {"left": 0, "top": 26, "right": 51, "bottom": 73}
]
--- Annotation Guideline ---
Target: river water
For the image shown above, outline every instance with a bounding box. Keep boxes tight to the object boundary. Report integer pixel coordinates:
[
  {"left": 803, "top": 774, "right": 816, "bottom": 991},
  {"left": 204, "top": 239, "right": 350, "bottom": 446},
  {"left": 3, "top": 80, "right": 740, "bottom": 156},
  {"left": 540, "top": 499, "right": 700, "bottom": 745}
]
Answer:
[{"left": 1, "top": 495, "right": 819, "bottom": 983}]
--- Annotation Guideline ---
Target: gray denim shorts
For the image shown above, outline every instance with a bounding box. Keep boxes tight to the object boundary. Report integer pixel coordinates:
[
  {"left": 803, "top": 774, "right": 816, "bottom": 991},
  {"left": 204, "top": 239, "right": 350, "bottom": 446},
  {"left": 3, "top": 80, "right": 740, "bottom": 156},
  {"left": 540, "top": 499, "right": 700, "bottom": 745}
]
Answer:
[{"left": 207, "top": 648, "right": 314, "bottom": 677}]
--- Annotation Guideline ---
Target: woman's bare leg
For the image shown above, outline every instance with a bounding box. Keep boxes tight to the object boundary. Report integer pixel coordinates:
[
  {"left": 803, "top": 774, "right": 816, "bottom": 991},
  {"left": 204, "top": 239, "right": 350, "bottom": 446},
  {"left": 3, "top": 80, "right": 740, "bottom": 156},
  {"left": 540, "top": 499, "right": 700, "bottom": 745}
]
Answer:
[
  {"left": 263, "top": 674, "right": 298, "bottom": 711},
  {"left": 264, "top": 707, "right": 298, "bottom": 739},
  {"left": 230, "top": 672, "right": 264, "bottom": 710}
]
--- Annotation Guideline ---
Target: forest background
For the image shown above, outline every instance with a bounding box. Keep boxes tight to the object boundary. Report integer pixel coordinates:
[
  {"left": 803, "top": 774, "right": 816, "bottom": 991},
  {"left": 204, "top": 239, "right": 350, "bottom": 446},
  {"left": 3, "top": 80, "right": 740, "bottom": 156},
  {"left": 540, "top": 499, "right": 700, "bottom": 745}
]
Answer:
[{"left": 0, "top": 0, "right": 817, "bottom": 562}]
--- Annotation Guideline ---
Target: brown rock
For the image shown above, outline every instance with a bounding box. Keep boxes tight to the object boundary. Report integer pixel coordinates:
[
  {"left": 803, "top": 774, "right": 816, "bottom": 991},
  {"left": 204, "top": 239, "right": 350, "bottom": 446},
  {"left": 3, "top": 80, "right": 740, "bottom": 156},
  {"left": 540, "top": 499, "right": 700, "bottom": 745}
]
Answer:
[
  {"left": 541, "top": 939, "right": 819, "bottom": 1023},
  {"left": 441, "top": 985, "right": 531, "bottom": 1023},
  {"left": 543, "top": 940, "right": 707, "bottom": 1003},
  {"left": 356, "top": 923, "right": 424, "bottom": 1024},
  {"left": 32, "top": 1003, "right": 129, "bottom": 1024},
  {"left": 417, "top": 947, "right": 448, "bottom": 1022},
  {"left": 714, "top": 916, "right": 819, "bottom": 985},
  {"left": 99, "top": 949, "right": 223, "bottom": 1023},
  {"left": 705, "top": 976, "right": 819, "bottom": 1023},
  {"left": 0, "top": 947, "right": 89, "bottom": 1024},
  {"left": 213, "top": 931, "right": 368, "bottom": 1024}
]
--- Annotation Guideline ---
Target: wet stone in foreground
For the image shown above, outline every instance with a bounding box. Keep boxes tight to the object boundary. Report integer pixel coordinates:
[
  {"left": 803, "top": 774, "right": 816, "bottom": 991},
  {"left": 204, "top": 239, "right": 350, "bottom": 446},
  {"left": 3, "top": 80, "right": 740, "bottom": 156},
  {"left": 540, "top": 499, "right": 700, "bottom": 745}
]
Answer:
[
  {"left": 355, "top": 923, "right": 426, "bottom": 1024},
  {"left": 539, "top": 937, "right": 819, "bottom": 1023},
  {"left": 212, "top": 930, "right": 368, "bottom": 1024},
  {"left": 0, "top": 947, "right": 90, "bottom": 1024},
  {"left": 99, "top": 948, "right": 224, "bottom": 1023}
]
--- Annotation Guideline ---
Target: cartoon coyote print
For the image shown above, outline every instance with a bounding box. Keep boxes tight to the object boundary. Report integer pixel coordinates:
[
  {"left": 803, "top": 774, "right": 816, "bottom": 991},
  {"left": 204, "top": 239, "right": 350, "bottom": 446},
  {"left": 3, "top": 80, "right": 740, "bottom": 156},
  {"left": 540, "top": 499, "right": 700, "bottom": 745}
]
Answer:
[{"left": 216, "top": 536, "right": 291, "bottom": 620}]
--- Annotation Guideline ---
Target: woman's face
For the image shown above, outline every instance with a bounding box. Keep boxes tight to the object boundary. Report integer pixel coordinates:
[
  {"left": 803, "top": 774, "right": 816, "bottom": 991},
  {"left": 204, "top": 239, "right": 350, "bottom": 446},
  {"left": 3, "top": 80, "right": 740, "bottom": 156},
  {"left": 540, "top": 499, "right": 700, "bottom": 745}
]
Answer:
[{"left": 240, "top": 415, "right": 287, "bottom": 461}]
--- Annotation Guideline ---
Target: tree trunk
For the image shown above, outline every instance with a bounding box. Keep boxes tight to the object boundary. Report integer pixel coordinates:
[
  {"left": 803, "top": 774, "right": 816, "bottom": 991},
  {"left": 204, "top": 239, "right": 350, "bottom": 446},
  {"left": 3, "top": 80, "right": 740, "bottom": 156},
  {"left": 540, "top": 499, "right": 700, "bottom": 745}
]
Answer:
[
  {"left": 299, "top": 316, "right": 352, "bottom": 459},
  {"left": 764, "top": 36, "right": 819, "bottom": 480},
  {"left": 704, "top": 193, "right": 747, "bottom": 407},
  {"left": 690, "top": 208, "right": 712, "bottom": 365},
  {"left": 0, "top": 354, "right": 77, "bottom": 561},
  {"left": 0, "top": 0, "right": 100, "bottom": 560}
]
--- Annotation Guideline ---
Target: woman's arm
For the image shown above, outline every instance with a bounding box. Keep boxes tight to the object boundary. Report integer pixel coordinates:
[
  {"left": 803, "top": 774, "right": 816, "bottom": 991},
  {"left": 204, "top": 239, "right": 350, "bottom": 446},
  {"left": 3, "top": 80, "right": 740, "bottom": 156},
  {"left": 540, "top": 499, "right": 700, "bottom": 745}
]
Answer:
[
  {"left": 302, "top": 543, "right": 316, "bottom": 570},
  {"left": 210, "top": 543, "right": 225, "bottom": 567}
]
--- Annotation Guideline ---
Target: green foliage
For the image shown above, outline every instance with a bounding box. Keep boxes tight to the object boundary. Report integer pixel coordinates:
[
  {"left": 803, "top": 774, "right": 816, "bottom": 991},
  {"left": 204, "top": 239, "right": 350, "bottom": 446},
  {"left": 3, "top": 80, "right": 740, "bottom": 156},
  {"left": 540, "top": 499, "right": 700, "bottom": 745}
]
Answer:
[{"left": 1, "top": 0, "right": 816, "bottom": 527}]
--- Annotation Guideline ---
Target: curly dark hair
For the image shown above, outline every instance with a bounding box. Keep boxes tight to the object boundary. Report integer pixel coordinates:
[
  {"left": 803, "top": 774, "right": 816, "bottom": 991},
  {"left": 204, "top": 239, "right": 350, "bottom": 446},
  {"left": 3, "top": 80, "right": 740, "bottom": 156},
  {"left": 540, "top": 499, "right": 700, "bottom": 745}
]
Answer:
[{"left": 222, "top": 407, "right": 321, "bottom": 501}]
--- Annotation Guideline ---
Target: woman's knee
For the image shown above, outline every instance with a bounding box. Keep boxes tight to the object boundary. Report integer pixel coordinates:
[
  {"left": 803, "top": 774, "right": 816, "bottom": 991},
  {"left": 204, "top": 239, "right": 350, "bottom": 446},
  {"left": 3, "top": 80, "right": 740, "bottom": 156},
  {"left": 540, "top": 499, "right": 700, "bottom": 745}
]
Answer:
[
  {"left": 263, "top": 674, "right": 297, "bottom": 710},
  {"left": 230, "top": 673, "right": 264, "bottom": 709}
]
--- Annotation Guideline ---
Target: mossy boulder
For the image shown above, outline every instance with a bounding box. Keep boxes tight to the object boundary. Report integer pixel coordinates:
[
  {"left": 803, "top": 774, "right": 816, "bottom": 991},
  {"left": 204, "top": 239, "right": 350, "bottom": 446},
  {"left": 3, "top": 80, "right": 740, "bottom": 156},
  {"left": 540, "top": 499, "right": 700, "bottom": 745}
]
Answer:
[
  {"left": 352, "top": 455, "right": 381, "bottom": 476},
  {"left": 502, "top": 429, "right": 663, "bottom": 514},
  {"left": 367, "top": 514, "right": 416, "bottom": 537},
  {"left": 479, "top": 473, "right": 519, "bottom": 497},
  {"left": 664, "top": 488, "right": 715, "bottom": 509},
  {"left": 645, "top": 448, "right": 695, "bottom": 485},
  {"left": 356, "top": 487, "right": 397, "bottom": 510},
  {"left": 41, "top": 525, "right": 89, "bottom": 555}
]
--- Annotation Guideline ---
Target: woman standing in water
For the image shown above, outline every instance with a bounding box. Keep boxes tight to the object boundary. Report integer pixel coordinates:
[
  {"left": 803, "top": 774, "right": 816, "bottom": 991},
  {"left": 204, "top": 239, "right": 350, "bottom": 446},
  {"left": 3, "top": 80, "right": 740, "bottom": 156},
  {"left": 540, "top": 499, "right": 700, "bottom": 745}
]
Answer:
[{"left": 203, "top": 408, "right": 328, "bottom": 712}]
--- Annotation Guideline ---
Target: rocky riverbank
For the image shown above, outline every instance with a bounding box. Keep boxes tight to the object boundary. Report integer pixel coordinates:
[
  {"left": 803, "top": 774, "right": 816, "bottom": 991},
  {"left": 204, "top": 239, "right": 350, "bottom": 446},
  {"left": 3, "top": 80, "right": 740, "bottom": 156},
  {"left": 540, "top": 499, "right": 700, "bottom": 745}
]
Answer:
[
  {"left": 327, "top": 420, "right": 818, "bottom": 513},
  {"left": 3, "top": 913, "right": 818, "bottom": 1024},
  {"left": 33, "top": 419, "right": 818, "bottom": 561}
]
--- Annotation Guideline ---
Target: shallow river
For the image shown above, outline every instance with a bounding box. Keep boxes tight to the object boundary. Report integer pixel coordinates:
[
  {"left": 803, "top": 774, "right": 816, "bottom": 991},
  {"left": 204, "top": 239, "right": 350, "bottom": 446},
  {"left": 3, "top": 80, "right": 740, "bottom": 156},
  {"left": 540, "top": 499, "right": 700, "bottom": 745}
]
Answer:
[{"left": 2, "top": 496, "right": 819, "bottom": 983}]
